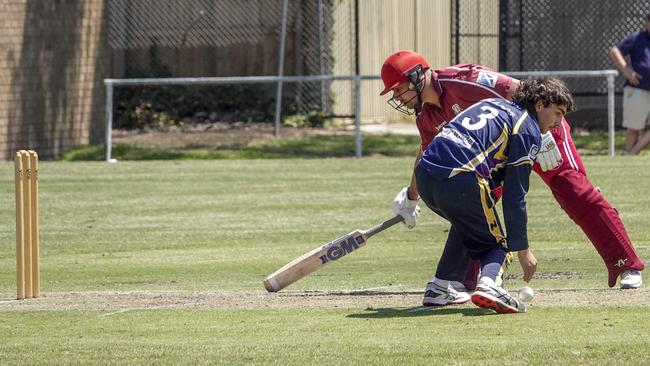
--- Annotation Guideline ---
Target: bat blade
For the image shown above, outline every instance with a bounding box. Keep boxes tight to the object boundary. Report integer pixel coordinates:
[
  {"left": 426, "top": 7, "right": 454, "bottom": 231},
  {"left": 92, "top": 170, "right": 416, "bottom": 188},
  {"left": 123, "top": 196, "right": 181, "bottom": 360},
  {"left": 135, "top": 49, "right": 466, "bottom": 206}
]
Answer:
[
  {"left": 263, "top": 230, "right": 367, "bottom": 292},
  {"left": 263, "top": 215, "right": 402, "bottom": 292}
]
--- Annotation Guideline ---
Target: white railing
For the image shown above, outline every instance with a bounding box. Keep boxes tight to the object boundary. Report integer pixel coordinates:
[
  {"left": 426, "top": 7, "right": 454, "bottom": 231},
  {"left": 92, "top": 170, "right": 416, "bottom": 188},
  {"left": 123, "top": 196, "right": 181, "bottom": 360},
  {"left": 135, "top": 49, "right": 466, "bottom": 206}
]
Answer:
[
  {"left": 104, "top": 70, "right": 618, "bottom": 162},
  {"left": 104, "top": 75, "right": 377, "bottom": 162}
]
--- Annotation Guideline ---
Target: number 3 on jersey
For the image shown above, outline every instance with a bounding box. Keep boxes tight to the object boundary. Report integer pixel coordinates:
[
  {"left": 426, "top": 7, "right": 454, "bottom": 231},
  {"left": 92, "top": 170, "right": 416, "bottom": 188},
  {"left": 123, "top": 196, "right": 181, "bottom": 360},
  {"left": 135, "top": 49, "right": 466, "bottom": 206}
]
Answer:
[{"left": 461, "top": 105, "right": 499, "bottom": 130}]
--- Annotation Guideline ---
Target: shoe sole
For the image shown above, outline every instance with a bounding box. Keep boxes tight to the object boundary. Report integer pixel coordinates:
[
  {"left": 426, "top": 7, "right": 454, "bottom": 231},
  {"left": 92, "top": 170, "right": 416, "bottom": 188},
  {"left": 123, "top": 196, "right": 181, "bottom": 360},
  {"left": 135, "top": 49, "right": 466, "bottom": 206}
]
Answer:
[
  {"left": 471, "top": 292, "right": 521, "bottom": 314},
  {"left": 621, "top": 282, "right": 642, "bottom": 289}
]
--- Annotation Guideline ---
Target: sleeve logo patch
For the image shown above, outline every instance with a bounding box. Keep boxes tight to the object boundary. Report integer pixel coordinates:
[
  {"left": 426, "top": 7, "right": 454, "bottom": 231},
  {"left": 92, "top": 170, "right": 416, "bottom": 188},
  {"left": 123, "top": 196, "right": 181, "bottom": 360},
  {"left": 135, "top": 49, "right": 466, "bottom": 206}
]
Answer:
[
  {"left": 529, "top": 144, "right": 539, "bottom": 159},
  {"left": 476, "top": 71, "right": 498, "bottom": 88}
]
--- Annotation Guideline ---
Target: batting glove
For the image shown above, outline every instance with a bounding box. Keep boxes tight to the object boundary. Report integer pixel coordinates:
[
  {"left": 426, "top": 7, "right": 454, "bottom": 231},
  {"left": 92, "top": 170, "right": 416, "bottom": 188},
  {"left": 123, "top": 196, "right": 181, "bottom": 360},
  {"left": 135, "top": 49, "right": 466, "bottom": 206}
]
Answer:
[
  {"left": 537, "top": 132, "right": 562, "bottom": 171},
  {"left": 391, "top": 187, "right": 420, "bottom": 229}
]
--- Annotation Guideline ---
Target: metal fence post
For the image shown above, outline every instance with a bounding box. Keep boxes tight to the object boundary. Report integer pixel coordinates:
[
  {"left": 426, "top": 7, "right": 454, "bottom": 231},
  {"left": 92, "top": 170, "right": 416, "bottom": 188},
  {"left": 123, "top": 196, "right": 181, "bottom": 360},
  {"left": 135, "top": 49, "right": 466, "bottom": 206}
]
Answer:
[
  {"left": 105, "top": 81, "right": 115, "bottom": 163},
  {"left": 354, "top": 75, "right": 362, "bottom": 158},
  {"left": 274, "top": 0, "right": 289, "bottom": 137},
  {"left": 607, "top": 73, "right": 616, "bottom": 157}
]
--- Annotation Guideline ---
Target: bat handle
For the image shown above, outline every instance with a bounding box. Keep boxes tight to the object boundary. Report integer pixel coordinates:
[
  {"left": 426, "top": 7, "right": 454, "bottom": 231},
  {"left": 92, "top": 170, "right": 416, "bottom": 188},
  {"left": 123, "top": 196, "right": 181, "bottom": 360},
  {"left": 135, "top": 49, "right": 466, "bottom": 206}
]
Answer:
[{"left": 364, "top": 215, "right": 403, "bottom": 238}]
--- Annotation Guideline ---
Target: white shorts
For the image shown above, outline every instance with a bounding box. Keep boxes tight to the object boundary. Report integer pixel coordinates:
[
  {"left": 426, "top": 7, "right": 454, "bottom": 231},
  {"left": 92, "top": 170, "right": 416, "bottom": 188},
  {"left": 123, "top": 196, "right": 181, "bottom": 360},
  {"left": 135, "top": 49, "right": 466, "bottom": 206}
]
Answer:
[{"left": 623, "top": 86, "right": 650, "bottom": 130}]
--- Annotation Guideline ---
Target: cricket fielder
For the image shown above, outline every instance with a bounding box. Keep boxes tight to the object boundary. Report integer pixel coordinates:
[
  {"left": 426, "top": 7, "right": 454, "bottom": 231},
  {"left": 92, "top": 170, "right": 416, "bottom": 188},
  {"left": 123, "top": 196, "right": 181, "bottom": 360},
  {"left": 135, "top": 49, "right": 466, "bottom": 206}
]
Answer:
[
  {"left": 415, "top": 78, "right": 573, "bottom": 313},
  {"left": 381, "top": 51, "right": 644, "bottom": 306}
]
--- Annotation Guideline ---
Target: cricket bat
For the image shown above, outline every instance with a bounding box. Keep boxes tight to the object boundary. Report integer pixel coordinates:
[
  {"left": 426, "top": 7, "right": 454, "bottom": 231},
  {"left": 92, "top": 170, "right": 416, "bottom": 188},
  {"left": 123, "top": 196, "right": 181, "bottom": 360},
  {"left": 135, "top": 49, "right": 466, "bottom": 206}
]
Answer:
[{"left": 263, "top": 215, "right": 403, "bottom": 292}]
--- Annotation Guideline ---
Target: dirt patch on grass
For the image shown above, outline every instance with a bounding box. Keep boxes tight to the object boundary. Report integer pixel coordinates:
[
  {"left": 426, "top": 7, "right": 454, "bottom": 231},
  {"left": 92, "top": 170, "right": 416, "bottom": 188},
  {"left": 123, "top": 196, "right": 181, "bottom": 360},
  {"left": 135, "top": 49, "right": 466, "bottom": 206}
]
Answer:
[
  {"left": 113, "top": 123, "right": 356, "bottom": 150},
  {"left": 0, "top": 287, "right": 648, "bottom": 312},
  {"left": 505, "top": 271, "right": 584, "bottom": 280}
]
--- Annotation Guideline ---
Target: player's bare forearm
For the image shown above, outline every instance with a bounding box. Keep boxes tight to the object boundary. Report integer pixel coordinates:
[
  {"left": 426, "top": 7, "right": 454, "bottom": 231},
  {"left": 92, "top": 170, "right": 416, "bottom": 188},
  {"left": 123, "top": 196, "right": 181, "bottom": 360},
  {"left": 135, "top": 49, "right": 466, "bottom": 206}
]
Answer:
[
  {"left": 609, "top": 47, "right": 627, "bottom": 72},
  {"left": 610, "top": 47, "right": 638, "bottom": 84},
  {"left": 517, "top": 249, "right": 537, "bottom": 282},
  {"left": 408, "top": 150, "right": 423, "bottom": 200}
]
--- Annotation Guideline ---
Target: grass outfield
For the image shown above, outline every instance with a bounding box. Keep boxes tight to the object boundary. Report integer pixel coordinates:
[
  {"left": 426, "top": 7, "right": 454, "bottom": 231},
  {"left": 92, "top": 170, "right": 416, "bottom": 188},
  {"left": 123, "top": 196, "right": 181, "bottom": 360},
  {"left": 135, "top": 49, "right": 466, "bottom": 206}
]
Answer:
[{"left": 0, "top": 157, "right": 649, "bottom": 365}]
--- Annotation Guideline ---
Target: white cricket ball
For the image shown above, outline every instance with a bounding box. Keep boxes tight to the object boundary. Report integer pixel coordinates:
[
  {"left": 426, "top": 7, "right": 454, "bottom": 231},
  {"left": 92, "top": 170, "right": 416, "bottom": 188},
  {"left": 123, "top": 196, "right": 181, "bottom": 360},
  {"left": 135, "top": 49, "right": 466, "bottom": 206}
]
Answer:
[{"left": 518, "top": 286, "right": 534, "bottom": 302}]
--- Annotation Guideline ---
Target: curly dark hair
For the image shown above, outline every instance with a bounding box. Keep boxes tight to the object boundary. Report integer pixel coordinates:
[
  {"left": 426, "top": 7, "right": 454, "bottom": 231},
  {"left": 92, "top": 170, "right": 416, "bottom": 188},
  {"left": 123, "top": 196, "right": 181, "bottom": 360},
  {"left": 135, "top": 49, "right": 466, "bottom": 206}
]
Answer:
[{"left": 512, "top": 78, "right": 575, "bottom": 116}]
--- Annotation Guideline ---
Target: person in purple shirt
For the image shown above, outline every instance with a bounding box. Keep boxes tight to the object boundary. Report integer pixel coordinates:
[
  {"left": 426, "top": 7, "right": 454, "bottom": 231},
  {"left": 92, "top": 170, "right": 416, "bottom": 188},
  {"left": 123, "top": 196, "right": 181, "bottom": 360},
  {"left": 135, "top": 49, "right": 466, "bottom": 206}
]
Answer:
[{"left": 610, "top": 13, "right": 650, "bottom": 155}]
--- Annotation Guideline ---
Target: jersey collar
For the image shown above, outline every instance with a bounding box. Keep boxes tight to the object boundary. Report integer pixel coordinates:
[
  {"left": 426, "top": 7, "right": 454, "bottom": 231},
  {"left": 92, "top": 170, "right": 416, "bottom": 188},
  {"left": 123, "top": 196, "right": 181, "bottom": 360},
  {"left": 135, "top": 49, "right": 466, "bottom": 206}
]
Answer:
[{"left": 430, "top": 70, "right": 443, "bottom": 96}]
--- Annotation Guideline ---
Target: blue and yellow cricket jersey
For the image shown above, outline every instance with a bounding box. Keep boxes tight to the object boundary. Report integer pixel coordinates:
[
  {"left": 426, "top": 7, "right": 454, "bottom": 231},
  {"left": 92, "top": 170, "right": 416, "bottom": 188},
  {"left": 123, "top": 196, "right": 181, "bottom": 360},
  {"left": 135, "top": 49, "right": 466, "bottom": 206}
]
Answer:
[{"left": 419, "top": 98, "right": 541, "bottom": 251}]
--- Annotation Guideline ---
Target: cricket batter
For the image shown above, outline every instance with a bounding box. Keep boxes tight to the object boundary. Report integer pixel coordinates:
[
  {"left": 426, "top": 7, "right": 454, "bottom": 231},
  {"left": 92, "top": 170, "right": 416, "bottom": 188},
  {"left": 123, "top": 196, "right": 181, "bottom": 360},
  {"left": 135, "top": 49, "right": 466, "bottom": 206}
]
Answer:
[
  {"left": 382, "top": 50, "right": 645, "bottom": 306},
  {"left": 415, "top": 79, "right": 573, "bottom": 313}
]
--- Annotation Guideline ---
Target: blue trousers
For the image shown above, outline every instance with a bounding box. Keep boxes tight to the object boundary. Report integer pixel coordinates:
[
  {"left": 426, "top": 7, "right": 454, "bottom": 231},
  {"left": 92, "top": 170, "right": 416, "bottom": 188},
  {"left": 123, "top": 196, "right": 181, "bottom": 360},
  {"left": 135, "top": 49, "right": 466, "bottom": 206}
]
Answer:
[{"left": 415, "top": 164, "right": 509, "bottom": 283}]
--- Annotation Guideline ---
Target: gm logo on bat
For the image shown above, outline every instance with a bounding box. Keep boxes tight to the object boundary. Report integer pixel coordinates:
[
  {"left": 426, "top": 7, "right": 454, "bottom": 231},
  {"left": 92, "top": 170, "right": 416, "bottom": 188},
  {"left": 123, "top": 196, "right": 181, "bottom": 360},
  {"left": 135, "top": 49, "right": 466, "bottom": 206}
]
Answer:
[{"left": 319, "top": 234, "right": 366, "bottom": 264}]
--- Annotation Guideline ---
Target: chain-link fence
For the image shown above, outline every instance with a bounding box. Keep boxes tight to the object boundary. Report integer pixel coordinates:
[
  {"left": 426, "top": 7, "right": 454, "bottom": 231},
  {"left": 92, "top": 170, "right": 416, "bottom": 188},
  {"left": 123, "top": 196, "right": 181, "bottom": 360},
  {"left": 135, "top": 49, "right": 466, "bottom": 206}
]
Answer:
[
  {"left": 451, "top": 0, "right": 499, "bottom": 69},
  {"left": 107, "top": 0, "right": 357, "bottom": 128},
  {"left": 499, "top": 0, "right": 650, "bottom": 128}
]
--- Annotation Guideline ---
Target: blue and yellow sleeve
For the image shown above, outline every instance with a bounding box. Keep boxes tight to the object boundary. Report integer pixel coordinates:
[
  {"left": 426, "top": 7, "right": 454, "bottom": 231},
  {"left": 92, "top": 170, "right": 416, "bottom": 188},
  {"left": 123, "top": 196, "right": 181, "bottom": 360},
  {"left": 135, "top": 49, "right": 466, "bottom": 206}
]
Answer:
[{"left": 502, "top": 128, "right": 539, "bottom": 251}]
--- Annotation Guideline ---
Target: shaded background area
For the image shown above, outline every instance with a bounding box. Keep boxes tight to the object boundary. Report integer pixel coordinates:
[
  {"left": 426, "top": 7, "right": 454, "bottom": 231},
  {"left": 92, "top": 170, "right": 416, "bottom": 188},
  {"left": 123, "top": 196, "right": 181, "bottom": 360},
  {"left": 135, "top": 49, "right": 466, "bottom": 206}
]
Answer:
[
  {"left": 497, "top": 0, "right": 650, "bottom": 128},
  {"left": 108, "top": 0, "right": 343, "bottom": 119},
  {"left": 1, "top": 0, "right": 108, "bottom": 160},
  {"left": 2, "top": 0, "right": 650, "bottom": 159}
]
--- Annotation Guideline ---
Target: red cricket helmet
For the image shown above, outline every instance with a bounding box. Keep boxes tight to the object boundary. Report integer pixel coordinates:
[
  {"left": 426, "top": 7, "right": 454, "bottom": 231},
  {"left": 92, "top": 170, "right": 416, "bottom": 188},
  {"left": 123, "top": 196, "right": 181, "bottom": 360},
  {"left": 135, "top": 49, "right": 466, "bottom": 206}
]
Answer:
[{"left": 380, "top": 50, "right": 430, "bottom": 96}]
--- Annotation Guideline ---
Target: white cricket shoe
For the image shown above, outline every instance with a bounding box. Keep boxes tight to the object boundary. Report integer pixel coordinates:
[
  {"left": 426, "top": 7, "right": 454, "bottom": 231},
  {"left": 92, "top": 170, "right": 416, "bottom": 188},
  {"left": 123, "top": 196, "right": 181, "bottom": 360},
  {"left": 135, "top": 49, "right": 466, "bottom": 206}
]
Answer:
[
  {"left": 422, "top": 282, "right": 470, "bottom": 307},
  {"left": 620, "top": 270, "right": 642, "bottom": 289},
  {"left": 450, "top": 281, "right": 468, "bottom": 292},
  {"left": 471, "top": 284, "right": 525, "bottom": 314}
]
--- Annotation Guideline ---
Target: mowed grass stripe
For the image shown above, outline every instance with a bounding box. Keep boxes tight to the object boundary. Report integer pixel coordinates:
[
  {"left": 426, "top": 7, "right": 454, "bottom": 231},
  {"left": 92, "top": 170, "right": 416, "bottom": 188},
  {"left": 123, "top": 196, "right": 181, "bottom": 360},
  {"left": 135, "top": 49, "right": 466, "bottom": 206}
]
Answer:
[{"left": 0, "top": 307, "right": 648, "bottom": 365}]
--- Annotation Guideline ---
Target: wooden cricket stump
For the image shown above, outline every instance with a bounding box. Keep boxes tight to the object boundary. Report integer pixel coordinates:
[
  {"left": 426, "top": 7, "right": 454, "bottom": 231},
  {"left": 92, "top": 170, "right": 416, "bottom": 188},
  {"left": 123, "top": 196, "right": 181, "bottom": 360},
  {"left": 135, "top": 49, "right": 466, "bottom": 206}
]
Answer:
[{"left": 15, "top": 150, "right": 40, "bottom": 300}]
